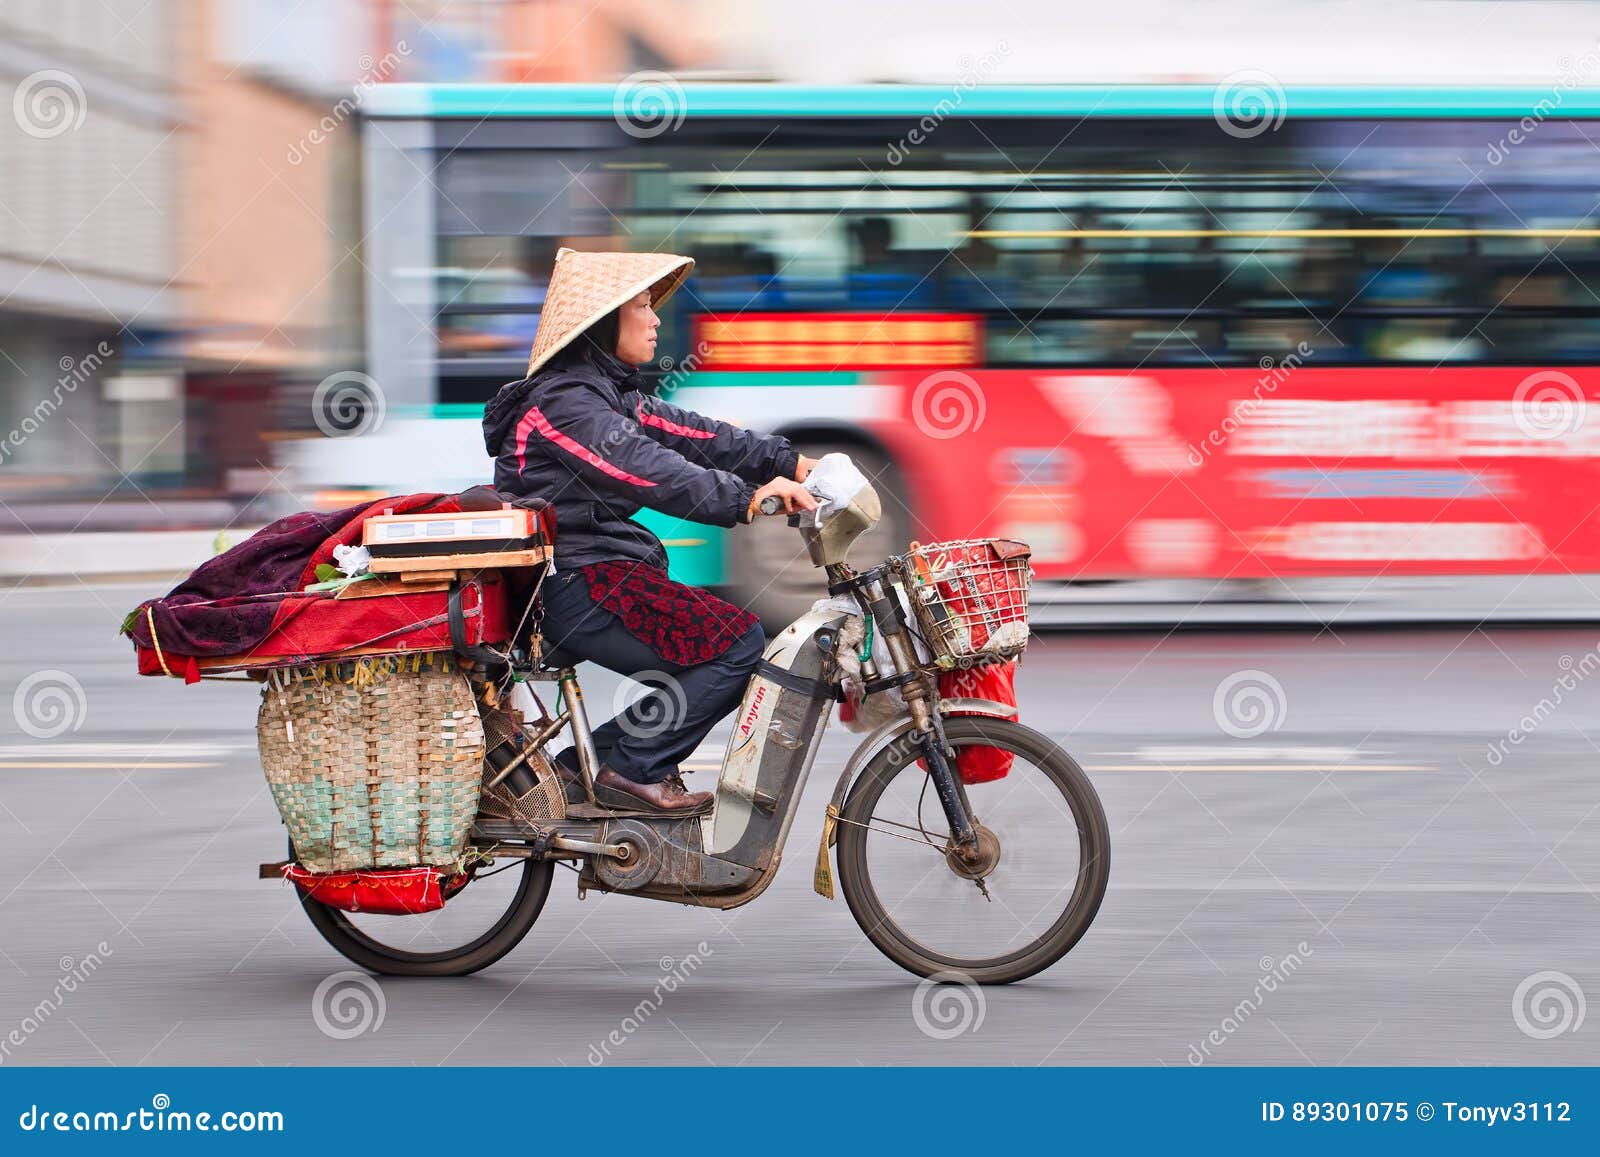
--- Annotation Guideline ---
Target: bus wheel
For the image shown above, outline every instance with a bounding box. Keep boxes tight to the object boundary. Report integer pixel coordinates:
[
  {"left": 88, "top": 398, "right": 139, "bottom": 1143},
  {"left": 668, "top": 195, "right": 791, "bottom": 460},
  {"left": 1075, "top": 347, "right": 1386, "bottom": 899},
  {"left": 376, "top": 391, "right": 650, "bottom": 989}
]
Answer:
[{"left": 728, "top": 442, "right": 908, "bottom": 630}]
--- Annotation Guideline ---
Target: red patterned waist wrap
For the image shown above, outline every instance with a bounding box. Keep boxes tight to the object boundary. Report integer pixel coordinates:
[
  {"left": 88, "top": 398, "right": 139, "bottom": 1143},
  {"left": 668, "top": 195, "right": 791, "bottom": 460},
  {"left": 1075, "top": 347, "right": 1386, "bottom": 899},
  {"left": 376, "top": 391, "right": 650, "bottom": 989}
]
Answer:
[{"left": 574, "top": 559, "right": 760, "bottom": 666}]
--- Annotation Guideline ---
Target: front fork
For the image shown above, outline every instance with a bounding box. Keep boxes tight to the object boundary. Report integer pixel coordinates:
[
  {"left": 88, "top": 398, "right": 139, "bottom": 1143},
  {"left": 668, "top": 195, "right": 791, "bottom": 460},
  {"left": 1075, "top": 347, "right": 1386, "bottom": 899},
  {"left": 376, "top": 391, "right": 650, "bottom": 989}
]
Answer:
[{"left": 853, "top": 569, "right": 981, "bottom": 859}]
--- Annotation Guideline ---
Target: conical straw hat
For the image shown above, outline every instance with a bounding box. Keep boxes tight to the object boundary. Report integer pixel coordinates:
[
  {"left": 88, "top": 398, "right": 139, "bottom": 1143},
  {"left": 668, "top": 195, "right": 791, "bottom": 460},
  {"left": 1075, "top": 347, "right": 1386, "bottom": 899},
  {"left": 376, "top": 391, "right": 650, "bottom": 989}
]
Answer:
[{"left": 525, "top": 248, "right": 694, "bottom": 377}]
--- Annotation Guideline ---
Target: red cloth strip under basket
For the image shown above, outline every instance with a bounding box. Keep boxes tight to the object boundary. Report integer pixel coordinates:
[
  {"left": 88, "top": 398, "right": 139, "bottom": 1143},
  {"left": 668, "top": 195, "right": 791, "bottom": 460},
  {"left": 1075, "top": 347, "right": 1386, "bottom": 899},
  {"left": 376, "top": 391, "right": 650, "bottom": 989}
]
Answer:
[{"left": 282, "top": 864, "right": 463, "bottom": 915}]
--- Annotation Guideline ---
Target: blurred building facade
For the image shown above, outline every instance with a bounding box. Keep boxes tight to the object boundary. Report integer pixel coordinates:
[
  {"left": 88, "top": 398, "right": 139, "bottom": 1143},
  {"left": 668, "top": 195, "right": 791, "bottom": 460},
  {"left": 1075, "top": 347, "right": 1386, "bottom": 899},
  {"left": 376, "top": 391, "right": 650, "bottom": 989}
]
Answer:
[
  {"left": 181, "top": 0, "right": 366, "bottom": 510},
  {"left": 0, "top": 2, "right": 182, "bottom": 510},
  {"left": 0, "top": 1, "right": 372, "bottom": 522},
  {"left": 0, "top": 0, "right": 724, "bottom": 523},
  {"left": 374, "top": 0, "right": 716, "bottom": 83}
]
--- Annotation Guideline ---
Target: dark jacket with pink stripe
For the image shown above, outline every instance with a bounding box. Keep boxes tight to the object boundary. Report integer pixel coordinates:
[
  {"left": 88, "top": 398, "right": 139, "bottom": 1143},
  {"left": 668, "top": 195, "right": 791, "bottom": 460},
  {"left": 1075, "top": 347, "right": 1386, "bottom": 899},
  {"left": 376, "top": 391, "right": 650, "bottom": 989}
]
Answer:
[{"left": 482, "top": 346, "right": 800, "bottom": 572}]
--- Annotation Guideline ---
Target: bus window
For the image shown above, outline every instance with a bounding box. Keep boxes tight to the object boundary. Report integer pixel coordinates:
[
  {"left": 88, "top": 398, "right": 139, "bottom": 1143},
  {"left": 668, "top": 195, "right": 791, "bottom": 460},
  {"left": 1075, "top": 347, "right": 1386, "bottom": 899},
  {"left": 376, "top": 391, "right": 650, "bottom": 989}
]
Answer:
[{"left": 423, "top": 114, "right": 1600, "bottom": 396}]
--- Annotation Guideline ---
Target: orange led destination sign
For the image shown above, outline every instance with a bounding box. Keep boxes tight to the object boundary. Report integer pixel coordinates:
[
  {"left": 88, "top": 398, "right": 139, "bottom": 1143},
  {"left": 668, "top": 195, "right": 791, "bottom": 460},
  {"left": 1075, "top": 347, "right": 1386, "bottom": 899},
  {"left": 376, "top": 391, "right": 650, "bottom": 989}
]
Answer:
[{"left": 691, "top": 313, "right": 981, "bottom": 370}]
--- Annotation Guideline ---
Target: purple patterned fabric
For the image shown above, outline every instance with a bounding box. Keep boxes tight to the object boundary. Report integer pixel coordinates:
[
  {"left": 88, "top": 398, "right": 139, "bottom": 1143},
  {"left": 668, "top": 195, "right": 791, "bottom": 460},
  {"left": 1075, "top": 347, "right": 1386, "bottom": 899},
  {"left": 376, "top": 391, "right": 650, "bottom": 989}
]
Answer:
[{"left": 124, "top": 502, "right": 372, "bottom": 657}]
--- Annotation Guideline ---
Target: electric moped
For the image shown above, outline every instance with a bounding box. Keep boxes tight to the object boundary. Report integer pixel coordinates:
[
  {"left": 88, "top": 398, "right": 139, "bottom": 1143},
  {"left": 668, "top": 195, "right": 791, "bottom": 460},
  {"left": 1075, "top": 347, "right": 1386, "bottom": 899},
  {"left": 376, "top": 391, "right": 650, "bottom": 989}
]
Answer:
[{"left": 294, "top": 469, "right": 1110, "bottom": 984}]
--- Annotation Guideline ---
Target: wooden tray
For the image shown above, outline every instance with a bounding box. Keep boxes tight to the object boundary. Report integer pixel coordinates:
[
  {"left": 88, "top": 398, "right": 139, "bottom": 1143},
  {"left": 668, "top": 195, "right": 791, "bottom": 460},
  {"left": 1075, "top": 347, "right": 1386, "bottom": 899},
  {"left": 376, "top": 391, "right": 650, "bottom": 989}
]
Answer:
[{"left": 367, "top": 546, "right": 550, "bottom": 577}]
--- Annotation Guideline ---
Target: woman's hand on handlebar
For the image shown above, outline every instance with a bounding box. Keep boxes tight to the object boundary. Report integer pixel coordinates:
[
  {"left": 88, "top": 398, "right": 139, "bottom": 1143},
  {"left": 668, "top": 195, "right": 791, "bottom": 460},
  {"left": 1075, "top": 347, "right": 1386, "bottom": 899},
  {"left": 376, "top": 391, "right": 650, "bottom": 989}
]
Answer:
[
  {"left": 795, "top": 454, "right": 820, "bottom": 483},
  {"left": 748, "top": 476, "right": 818, "bottom": 520}
]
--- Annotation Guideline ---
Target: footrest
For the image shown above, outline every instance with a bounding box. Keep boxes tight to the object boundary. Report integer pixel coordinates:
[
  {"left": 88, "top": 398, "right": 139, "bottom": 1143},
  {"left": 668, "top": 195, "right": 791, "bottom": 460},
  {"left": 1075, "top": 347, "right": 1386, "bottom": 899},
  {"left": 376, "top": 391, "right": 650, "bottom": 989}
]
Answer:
[
  {"left": 562, "top": 800, "right": 710, "bottom": 820},
  {"left": 471, "top": 818, "right": 545, "bottom": 841}
]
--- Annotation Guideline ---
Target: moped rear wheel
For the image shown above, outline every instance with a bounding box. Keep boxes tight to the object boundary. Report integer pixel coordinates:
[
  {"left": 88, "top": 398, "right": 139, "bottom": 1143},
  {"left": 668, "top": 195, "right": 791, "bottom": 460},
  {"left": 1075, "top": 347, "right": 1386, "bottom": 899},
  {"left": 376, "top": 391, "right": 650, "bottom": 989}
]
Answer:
[
  {"left": 836, "top": 716, "right": 1110, "bottom": 984},
  {"left": 295, "top": 842, "right": 554, "bottom": 977}
]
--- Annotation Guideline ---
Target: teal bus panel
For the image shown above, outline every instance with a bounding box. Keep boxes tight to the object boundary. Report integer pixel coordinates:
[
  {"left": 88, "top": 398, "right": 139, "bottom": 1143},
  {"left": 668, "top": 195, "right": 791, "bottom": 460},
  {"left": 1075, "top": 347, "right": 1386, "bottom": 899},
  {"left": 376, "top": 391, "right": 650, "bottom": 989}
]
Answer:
[
  {"left": 631, "top": 506, "right": 728, "bottom": 587},
  {"left": 368, "top": 83, "right": 1600, "bottom": 120}
]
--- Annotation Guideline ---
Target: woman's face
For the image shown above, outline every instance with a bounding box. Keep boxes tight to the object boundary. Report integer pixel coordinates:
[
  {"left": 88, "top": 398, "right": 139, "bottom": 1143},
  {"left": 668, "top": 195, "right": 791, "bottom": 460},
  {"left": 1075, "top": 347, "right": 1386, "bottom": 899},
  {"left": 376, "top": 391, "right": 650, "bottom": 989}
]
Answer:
[{"left": 614, "top": 291, "right": 660, "bottom": 365}]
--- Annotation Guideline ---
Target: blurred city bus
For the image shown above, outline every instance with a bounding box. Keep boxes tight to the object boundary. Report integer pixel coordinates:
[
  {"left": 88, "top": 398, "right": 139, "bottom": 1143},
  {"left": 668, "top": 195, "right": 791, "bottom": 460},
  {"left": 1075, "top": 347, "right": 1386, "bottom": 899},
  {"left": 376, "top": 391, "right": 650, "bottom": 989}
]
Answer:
[{"left": 292, "top": 83, "right": 1600, "bottom": 622}]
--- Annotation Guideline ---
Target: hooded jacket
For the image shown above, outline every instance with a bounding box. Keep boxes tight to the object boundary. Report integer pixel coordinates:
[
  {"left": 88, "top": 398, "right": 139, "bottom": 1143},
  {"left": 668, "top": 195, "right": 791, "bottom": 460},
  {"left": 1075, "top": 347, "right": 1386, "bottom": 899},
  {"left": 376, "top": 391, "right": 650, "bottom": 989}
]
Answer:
[{"left": 482, "top": 345, "right": 800, "bottom": 572}]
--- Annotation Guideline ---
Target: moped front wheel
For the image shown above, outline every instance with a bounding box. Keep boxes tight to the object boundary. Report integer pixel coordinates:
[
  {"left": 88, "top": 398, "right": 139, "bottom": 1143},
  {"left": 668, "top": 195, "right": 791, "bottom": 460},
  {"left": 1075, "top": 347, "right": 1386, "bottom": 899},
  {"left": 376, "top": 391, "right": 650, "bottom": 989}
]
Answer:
[
  {"left": 836, "top": 716, "right": 1110, "bottom": 985},
  {"left": 295, "top": 842, "right": 554, "bottom": 977}
]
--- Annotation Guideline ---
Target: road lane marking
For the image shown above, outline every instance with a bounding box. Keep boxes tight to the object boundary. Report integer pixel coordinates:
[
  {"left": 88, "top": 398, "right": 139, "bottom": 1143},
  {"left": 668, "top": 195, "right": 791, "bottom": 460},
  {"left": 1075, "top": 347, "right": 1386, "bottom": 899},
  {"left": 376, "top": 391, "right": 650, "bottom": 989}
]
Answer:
[
  {"left": 1115, "top": 744, "right": 1374, "bottom": 763},
  {"left": 652, "top": 760, "right": 1437, "bottom": 775},
  {"left": 0, "top": 742, "right": 247, "bottom": 759},
  {"left": 0, "top": 761, "right": 219, "bottom": 769},
  {"left": 1084, "top": 763, "right": 1431, "bottom": 772}
]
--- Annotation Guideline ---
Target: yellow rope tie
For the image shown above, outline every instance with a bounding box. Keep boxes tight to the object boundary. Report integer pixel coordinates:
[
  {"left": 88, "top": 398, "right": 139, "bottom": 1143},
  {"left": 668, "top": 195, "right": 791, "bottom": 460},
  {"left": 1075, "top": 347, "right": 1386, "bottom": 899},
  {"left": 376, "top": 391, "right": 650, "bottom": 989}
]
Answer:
[{"left": 146, "top": 606, "right": 173, "bottom": 677}]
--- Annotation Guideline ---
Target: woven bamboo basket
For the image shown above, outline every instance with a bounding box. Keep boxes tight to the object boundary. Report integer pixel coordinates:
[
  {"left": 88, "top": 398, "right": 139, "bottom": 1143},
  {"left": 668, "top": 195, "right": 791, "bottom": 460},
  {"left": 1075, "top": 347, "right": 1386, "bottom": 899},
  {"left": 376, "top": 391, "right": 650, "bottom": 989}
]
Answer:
[{"left": 257, "top": 653, "right": 485, "bottom": 873}]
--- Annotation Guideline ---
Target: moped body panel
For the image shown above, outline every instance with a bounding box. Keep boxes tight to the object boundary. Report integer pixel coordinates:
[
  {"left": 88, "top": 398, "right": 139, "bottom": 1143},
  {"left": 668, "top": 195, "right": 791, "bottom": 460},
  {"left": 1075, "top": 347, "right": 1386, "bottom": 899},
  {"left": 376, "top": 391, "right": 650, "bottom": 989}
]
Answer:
[
  {"left": 703, "top": 608, "right": 844, "bottom": 865},
  {"left": 580, "top": 608, "right": 844, "bottom": 906}
]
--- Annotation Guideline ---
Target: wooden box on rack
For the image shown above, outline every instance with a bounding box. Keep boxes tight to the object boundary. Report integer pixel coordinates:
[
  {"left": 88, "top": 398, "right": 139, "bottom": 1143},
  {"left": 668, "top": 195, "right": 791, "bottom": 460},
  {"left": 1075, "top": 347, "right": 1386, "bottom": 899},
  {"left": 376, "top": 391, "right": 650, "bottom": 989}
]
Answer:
[{"left": 362, "top": 505, "right": 551, "bottom": 581}]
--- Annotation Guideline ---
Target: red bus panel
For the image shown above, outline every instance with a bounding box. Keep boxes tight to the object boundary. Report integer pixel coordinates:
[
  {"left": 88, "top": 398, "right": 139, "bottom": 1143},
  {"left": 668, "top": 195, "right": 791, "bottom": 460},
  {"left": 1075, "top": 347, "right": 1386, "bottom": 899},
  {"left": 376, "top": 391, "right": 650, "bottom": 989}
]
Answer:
[{"left": 867, "top": 366, "right": 1600, "bottom": 579}]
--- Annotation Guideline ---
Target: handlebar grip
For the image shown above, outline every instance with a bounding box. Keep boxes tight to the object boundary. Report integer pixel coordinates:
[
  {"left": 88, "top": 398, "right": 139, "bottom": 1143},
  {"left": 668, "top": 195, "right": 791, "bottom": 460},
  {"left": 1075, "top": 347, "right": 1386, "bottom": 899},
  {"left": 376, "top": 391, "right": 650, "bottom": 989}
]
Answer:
[{"left": 758, "top": 494, "right": 784, "bottom": 516}]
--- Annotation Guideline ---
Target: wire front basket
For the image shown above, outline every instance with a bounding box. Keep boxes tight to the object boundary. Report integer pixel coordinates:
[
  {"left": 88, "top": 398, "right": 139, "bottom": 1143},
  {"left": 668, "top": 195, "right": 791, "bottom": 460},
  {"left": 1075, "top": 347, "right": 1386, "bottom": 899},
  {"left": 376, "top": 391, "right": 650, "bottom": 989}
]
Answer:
[{"left": 894, "top": 538, "right": 1032, "bottom": 668}]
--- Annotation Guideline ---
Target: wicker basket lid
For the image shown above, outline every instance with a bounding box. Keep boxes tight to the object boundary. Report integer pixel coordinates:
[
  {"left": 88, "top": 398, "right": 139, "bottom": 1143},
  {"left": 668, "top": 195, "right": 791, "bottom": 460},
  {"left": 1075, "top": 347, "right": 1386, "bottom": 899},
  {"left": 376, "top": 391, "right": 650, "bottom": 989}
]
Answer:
[{"left": 525, "top": 248, "right": 694, "bottom": 377}]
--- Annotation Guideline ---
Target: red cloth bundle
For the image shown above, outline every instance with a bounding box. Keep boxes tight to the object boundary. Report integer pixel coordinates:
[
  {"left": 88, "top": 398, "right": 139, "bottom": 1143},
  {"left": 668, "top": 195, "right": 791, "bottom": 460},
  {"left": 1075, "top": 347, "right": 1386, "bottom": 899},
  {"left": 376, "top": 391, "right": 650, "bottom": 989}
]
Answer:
[
  {"left": 127, "top": 487, "right": 550, "bottom": 676},
  {"left": 283, "top": 864, "right": 451, "bottom": 915},
  {"left": 133, "top": 573, "right": 512, "bottom": 677}
]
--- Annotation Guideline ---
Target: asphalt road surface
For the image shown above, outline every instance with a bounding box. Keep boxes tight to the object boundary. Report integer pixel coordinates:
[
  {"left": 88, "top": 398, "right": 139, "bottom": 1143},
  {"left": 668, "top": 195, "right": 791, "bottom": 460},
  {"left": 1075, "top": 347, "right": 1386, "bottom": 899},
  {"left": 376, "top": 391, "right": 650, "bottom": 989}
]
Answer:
[{"left": 1, "top": 581, "right": 1598, "bottom": 1067}]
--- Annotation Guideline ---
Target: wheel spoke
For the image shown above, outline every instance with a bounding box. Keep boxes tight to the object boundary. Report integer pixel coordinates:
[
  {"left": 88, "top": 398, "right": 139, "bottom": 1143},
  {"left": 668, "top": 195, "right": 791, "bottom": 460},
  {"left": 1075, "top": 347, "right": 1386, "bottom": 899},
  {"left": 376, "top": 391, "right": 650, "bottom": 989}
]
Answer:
[
  {"left": 835, "top": 718, "right": 1109, "bottom": 982},
  {"left": 835, "top": 811, "right": 952, "bottom": 849}
]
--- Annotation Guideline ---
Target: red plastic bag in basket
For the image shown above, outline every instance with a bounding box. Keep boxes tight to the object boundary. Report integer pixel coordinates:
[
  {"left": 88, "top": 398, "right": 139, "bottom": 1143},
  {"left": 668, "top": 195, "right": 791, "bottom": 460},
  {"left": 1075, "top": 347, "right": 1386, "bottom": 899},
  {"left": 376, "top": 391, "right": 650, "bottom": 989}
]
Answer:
[
  {"left": 919, "top": 660, "right": 1018, "bottom": 784},
  {"left": 916, "top": 539, "right": 1029, "bottom": 653}
]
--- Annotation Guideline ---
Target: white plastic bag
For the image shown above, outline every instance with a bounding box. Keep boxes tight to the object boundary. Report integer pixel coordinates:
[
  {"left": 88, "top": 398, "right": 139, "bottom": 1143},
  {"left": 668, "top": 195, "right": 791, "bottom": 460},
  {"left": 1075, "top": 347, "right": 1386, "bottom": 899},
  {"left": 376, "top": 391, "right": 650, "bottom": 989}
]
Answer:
[
  {"left": 332, "top": 543, "right": 372, "bottom": 578},
  {"left": 812, "top": 587, "right": 932, "bottom": 733},
  {"left": 799, "top": 452, "right": 871, "bottom": 529}
]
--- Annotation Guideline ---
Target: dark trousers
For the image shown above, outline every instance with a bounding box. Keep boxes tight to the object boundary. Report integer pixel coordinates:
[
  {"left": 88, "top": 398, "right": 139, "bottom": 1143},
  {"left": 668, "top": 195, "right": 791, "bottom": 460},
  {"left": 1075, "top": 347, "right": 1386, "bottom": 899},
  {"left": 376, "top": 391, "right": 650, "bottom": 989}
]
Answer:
[{"left": 539, "top": 567, "right": 765, "bottom": 784}]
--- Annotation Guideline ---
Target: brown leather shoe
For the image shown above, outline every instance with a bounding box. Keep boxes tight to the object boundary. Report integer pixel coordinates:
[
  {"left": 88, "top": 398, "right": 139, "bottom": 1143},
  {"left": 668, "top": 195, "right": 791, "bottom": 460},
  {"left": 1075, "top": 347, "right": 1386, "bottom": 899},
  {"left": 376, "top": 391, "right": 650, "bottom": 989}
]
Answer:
[{"left": 594, "top": 767, "right": 713, "bottom": 814}]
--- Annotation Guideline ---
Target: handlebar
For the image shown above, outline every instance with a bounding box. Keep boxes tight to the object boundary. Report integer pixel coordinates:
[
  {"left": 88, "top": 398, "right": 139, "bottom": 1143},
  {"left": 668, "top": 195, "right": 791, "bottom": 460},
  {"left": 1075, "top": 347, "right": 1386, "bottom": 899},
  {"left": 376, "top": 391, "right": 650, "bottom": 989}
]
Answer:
[{"left": 753, "top": 456, "right": 879, "bottom": 565}]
